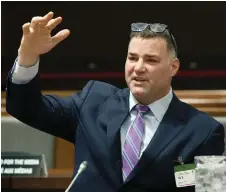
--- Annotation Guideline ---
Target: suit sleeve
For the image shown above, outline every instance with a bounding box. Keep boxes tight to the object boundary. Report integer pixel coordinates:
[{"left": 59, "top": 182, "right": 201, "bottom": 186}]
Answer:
[
  {"left": 5, "top": 72, "right": 94, "bottom": 143},
  {"left": 196, "top": 123, "right": 225, "bottom": 156}
]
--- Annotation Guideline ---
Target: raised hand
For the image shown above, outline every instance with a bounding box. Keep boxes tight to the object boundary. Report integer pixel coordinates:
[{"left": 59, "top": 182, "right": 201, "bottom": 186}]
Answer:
[{"left": 18, "top": 12, "right": 70, "bottom": 67}]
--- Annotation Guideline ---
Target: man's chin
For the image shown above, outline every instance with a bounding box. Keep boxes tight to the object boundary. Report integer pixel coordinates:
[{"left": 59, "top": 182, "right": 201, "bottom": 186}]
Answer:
[{"left": 131, "top": 87, "right": 147, "bottom": 98}]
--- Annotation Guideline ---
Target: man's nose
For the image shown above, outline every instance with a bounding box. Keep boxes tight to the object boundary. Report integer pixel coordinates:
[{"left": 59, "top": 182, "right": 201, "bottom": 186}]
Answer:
[{"left": 134, "top": 59, "right": 145, "bottom": 72}]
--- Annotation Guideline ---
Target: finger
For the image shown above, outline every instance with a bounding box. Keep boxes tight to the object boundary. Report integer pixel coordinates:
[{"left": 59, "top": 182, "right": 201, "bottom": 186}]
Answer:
[
  {"left": 22, "top": 22, "right": 31, "bottom": 35},
  {"left": 30, "top": 16, "right": 44, "bottom": 30},
  {"left": 52, "top": 29, "right": 70, "bottom": 47},
  {"left": 46, "top": 17, "right": 62, "bottom": 31},
  {"left": 39, "top": 11, "right": 54, "bottom": 27}
]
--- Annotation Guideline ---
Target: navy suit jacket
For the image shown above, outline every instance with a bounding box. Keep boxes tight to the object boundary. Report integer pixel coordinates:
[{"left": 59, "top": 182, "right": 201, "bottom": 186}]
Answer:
[{"left": 6, "top": 74, "right": 225, "bottom": 192}]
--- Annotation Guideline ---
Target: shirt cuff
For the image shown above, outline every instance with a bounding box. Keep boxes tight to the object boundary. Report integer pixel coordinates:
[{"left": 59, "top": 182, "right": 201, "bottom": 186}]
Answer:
[{"left": 11, "top": 58, "right": 40, "bottom": 84}]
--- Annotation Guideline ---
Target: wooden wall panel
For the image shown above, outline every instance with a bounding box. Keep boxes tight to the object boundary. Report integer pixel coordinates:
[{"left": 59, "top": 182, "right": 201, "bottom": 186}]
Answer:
[{"left": 55, "top": 138, "right": 75, "bottom": 169}]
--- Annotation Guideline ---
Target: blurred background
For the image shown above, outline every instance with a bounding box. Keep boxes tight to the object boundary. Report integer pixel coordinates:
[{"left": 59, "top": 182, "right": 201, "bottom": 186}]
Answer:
[
  {"left": 1, "top": 1, "right": 226, "bottom": 177},
  {"left": 2, "top": 1, "right": 226, "bottom": 90}
]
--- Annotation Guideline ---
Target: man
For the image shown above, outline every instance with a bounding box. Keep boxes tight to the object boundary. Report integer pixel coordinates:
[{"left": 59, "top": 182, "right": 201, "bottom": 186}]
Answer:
[{"left": 6, "top": 12, "right": 225, "bottom": 192}]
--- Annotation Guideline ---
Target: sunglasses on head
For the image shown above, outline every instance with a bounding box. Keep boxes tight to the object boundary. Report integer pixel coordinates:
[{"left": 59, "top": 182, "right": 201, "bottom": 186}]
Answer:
[{"left": 131, "top": 22, "right": 178, "bottom": 56}]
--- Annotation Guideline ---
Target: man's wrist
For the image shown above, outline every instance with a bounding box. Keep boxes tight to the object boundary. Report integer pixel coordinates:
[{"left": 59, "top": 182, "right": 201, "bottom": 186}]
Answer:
[{"left": 18, "top": 48, "right": 40, "bottom": 67}]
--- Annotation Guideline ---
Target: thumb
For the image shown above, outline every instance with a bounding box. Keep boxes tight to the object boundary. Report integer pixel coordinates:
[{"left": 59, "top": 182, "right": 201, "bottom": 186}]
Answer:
[{"left": 52, "top": 29, "right": 70, "bottom": 47}]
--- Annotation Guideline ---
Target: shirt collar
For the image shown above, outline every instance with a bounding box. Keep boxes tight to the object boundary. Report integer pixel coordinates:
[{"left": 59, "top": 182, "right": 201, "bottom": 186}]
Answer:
[{"left": 129, "top": 88, "right": 173, "bottom": 122}]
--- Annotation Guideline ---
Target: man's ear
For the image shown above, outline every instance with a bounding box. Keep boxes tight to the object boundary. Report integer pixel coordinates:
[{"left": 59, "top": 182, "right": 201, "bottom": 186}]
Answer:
[{"left": 171, "top": 58, "right": 180, "bottom": 77}]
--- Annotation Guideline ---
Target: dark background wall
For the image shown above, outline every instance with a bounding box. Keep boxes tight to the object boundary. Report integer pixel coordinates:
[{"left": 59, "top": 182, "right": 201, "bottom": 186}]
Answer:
[{"left": 2, "top": 1, "right": 226, "bottom": 90}]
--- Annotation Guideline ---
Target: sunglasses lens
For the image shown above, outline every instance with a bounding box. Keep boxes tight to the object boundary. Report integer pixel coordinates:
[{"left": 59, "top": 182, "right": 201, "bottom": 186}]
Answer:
[
  {"left": 150, "top": 23, "right": 167, "bottom": 32},
  {"left": 131, "top": 23, "right": 149, "bottom": 31}
]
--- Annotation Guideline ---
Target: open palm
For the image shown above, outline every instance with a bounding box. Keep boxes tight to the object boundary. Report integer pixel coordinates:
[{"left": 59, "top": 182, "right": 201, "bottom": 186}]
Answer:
[{"left": 19, "top": 12, "right": 70, "bottom": 56}]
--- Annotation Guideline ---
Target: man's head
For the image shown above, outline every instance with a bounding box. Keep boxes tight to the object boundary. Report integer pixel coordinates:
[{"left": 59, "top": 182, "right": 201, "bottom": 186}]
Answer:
[{"left": 125, "top": 23, "right": 180, "bottom": 105}]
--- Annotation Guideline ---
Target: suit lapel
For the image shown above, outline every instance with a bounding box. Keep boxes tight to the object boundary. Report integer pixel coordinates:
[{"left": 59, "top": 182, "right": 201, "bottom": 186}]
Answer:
[
  {"left": 126, "top": 94, "right": 187, "bottom": 182},
  {"left": 106, "top": 88, "right": 130, "bottom": 183}
]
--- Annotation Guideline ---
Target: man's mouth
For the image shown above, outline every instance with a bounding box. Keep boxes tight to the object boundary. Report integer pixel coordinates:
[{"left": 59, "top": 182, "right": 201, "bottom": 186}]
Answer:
[{"left": 133, "top": 77, "right": 146, "bottom": 81}]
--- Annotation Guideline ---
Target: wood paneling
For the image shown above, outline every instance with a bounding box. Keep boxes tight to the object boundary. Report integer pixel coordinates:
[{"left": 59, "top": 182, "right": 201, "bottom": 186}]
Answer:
[
  {"left": 1, "top": 176, "right": 71, "bottom": 190},
  {"left": 55, "top": 138, "right": 74, "bottom": 169},
  {"left": 48, "top": 168, "right": 73, "bottom": 177},
  {"left": 2, "top": 90, "right": 226, "bottom": 169}
]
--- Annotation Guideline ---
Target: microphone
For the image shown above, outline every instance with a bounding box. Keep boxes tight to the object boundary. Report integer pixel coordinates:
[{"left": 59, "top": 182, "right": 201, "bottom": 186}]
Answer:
[{"left": 65, "top": 161, "right": 88, "bottom": 192}]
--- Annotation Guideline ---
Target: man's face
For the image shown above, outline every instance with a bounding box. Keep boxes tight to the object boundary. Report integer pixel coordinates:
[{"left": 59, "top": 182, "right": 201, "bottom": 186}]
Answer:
[{"left": 125, "top": 36, "right": 179, "bottom": 104}]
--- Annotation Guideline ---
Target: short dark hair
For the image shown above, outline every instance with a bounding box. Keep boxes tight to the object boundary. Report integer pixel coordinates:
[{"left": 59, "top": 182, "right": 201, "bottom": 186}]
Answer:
[{"left": 130, "top": 29, "right": 177, "bottom": 58}]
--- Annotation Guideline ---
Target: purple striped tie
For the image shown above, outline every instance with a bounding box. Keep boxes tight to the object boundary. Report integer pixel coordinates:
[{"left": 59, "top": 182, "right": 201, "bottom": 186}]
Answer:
[{"left": 122, "top": 105, "right": 150, "bottom": 181}]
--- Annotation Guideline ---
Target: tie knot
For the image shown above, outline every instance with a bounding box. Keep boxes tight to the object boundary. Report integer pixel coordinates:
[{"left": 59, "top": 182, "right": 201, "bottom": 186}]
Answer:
[{"left": 136, "top": 105, "right": 150, "bottom": 116}]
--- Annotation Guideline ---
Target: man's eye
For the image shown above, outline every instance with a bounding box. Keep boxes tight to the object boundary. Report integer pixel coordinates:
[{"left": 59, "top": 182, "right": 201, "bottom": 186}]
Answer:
[
  {"left": 147, "top": 59, "right": 157, "bottom": 63},
  {"left": 128, "top": 57, "right": 137, "bottom": 61}
]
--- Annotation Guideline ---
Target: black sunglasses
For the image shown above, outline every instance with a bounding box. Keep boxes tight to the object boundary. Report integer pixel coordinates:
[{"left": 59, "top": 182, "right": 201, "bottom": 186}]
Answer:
[{"left": 131, "top": 22, "right": 178, "bottom": 56}]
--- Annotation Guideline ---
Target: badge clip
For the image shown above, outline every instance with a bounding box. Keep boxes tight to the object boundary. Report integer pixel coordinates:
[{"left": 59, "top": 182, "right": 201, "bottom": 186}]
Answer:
[{"left": 178, "top": 156, "right": 184, "bottom": 167}]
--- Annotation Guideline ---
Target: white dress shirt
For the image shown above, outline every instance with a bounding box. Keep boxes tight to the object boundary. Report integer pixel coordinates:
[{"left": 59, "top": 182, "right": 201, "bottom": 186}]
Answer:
[
  {"left": 120, "top": 89, "right": 173, "bottom": 158},
  {"left": 12, "top": 59, "right": 40, "bottom": 84},
  {"left": 11, "top": 59, "right": 173, "bottom": 159}
]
